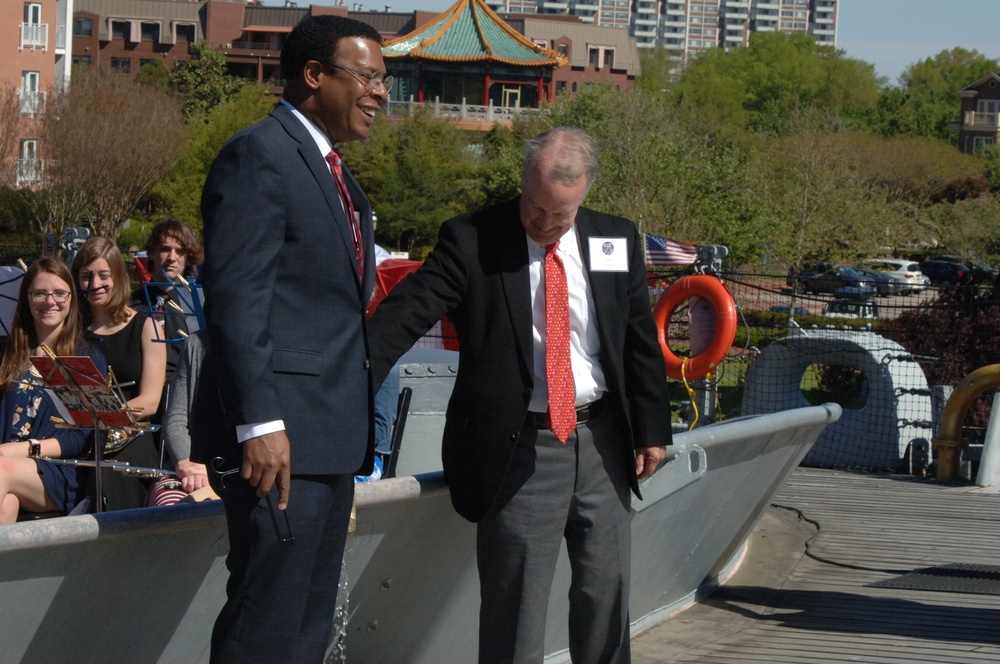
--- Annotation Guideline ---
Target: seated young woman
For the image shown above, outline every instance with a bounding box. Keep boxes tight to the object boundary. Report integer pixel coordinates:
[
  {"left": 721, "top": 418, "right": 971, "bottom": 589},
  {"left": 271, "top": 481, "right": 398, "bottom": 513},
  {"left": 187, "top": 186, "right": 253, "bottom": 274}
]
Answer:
[
  {"left": 0, "top": 257, "right": 107, "bottom": 523},
  {"left": 73, "top": 237, "right": 167, "bottom": 512}
]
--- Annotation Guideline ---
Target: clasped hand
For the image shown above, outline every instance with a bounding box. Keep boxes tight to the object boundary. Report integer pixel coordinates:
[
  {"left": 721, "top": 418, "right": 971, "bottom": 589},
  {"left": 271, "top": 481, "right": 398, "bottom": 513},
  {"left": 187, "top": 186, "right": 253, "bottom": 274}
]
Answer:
[{"left": 242, "top": 430, "right": 291, "bottom": 509}]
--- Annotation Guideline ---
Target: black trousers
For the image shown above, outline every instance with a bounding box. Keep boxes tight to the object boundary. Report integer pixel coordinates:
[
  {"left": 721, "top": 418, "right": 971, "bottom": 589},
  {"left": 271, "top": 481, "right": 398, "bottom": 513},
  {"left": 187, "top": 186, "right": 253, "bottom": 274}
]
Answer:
[{"left": 209, "top": 471, "right": 354, "bottom": 664}]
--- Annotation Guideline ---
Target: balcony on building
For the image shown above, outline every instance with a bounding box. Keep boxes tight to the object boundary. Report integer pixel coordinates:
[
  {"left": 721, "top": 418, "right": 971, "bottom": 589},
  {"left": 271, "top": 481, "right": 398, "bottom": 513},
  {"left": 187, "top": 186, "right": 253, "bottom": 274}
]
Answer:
[
  {"left": 963, "top": 111, "right": 1000, "bottom": 130},
  {"left": 755, "top": 1, "right": 779, "bottom": 8},
  {"left": 572, "top": 2, "right": 600, "bottom": 11},
  {"left": 542, "top": 1, "right": 569, "bottom": 11},
  {"left": 634, "top": 17, "right": 658, "bottom": 26},
  {"left": 633, "top": 27, "right": 657, "bottom": 37},
  {"left": 20, "top": 22, "right": 49, "bottom": 50},
  {"left": 55, "top": 24, "right": 66, "bottom": 51},
  {"left": 18, "top": 91, "right": 46, "bottom": 117},
  {"left": 15, "top": 159, "right": 44, "bottom": 187}
]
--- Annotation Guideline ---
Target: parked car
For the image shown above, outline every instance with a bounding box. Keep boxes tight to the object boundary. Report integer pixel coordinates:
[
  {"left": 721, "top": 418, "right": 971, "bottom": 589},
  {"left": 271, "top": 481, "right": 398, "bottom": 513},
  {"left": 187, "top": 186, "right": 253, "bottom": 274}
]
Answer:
[
  {"left": 931, "top": 256, "right": 998, "bottom": 285},
  {"left": 786, "top": 261, "right": 834, "bottom": 290},
  {"left": 857, "top": 259, "right": 926, "bottom": 295},
  {"left": 853, "top": 267, "right": 902, "bottom": 297},
  {"left": 919, "top": 260, "right": 972, "bottom": 286},
  {"left": 797, "top": 265, "right": 876, "bottom": 298},
  {"left": 824, "top": 299, "right": 879, "bottom": 319}
]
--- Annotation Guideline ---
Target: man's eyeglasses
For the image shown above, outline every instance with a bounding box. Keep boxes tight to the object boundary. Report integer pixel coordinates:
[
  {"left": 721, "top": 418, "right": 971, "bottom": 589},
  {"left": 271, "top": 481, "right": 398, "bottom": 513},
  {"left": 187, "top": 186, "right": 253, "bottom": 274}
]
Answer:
[
  {"left": 327, "top": 63, "right": 394, "bottom": 94},
  {"left": 28, "top": 290, "right": 72, "bottom": 304}
]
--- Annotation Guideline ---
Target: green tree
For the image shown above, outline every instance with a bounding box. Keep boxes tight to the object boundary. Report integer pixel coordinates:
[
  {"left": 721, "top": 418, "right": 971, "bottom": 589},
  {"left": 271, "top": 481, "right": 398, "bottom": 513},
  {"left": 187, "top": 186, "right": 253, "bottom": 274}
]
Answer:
[
  {"left": 634, "top": 47, "right": 681, "bottom": 95},
  {"left": 171, "top": 42, "right": 251, "bottom": 119},
  {"left": 154, "top": 85, "right": 274, "bottom": 232},
  {"left": 671, "top": 32, "right": 880, "bottom": 133},
  {"left": 134, "top": 59, "right": 172, "bottom": 94},
  {"left": 344, "top": 109, "right": 486, "bottom": 252},
  {"left": 861, "top": 48, "right": 999, "bottom": 141}
]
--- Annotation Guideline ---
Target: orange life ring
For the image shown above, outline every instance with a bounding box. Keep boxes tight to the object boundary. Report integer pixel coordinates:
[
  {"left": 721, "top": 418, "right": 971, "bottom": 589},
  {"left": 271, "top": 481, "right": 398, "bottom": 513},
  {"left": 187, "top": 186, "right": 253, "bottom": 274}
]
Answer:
[{"left": 653, "top": 275, "right": 737, "bottom": 381}]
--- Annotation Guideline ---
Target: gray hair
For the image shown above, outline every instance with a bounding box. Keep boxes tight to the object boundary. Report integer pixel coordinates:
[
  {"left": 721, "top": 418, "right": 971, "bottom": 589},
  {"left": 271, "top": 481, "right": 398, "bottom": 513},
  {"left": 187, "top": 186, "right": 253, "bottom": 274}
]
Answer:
[{"left": 522, "top": 127, "right": 598, "bottom": 189}]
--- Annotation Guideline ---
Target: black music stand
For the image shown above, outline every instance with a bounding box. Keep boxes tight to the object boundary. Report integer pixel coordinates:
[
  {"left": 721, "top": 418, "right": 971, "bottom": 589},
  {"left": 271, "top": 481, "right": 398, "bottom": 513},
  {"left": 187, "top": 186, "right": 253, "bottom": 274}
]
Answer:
[{"left": 30, "top": 355, "right": 141, "bottom": 513}]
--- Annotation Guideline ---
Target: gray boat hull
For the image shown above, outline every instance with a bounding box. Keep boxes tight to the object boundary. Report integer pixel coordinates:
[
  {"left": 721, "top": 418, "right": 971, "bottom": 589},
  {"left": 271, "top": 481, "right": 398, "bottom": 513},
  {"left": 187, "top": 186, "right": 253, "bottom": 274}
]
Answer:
[{"left": 0, "top": 404, "right": 839, "bottom": 664}]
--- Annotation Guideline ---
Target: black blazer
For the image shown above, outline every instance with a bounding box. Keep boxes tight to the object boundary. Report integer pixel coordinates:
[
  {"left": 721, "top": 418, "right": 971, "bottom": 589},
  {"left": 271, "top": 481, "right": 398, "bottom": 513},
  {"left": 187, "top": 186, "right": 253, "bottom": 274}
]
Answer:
[
  {"left": 369, "top": 197, "right": 672, "bottom": 521},
  {"left": 193, "top": 103, "right": 376, "bottom": 476}
]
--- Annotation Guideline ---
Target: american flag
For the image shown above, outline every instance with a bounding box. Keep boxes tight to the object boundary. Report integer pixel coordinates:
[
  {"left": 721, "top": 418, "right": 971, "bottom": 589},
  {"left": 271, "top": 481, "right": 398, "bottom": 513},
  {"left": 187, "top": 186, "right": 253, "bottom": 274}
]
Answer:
[{"left": 645, "top": 233, "right": 698, "bottom": 267}]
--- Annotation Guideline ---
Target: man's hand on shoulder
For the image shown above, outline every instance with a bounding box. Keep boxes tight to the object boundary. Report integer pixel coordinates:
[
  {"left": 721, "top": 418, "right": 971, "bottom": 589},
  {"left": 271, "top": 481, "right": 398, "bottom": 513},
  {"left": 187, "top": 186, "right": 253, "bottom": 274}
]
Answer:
[
  {"left": 242, "top": 431, "right": 292, "bottom": 509},
  {"left": 635, "top": 445, "right": 667, "bottom": 481}
]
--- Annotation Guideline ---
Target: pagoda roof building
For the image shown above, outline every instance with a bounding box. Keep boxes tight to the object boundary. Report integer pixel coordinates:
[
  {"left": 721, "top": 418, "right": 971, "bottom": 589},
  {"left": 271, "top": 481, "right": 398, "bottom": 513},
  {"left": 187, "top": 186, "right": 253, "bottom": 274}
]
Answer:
[
  {"left": 382, "top": 0, "right": 566, "bottom": 68},
  {"left": 381, "top": 0, "right": 567, "bottom": 109}
]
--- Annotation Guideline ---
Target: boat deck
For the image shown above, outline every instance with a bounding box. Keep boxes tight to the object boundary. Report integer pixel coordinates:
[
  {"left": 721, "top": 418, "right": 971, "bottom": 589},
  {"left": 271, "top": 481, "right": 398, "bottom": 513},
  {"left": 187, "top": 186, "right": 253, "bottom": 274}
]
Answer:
[{"left": 633, "top": 467, "right": 1000, "bottom": 663}]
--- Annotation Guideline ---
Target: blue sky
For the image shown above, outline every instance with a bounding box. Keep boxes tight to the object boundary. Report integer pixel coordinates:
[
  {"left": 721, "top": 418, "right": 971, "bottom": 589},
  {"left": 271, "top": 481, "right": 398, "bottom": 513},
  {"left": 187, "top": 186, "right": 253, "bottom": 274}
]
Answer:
[{"left": 309, "top": 0, "right": 999, "bottom": 85}]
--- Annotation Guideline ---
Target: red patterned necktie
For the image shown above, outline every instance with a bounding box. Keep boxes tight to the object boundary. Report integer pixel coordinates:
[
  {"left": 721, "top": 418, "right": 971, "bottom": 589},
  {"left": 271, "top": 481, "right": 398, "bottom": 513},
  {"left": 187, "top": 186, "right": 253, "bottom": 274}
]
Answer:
[
  {"left": 326, "top": 149, "right": 364, "bottom": 275},
  {"left": 545, "top": 241, "right": 575, "bottom": 443}
]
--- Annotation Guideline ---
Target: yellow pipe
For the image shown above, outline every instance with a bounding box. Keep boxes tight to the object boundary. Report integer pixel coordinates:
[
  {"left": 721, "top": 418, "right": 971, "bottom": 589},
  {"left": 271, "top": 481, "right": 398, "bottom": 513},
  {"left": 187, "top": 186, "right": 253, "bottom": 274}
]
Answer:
[{"left": 932, "top": 364, "right": 1000, "bottom": 482}]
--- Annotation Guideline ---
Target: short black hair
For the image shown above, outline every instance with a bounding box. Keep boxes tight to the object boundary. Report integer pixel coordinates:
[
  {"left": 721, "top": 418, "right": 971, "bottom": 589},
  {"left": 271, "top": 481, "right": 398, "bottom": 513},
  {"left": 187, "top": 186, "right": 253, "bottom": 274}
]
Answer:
[{"left": 281, "top": 15, "right": 383, "bottom": 82}]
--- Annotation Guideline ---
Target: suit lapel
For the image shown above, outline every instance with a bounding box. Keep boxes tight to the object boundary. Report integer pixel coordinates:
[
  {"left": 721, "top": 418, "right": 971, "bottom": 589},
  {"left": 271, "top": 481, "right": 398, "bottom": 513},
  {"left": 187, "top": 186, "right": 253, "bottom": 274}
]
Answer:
[
  {"left": 498, "top": 201, "right": 533, "bottom": 378},
  {"left": 272, "top": 105, "right": 366, "bottom": 295}
]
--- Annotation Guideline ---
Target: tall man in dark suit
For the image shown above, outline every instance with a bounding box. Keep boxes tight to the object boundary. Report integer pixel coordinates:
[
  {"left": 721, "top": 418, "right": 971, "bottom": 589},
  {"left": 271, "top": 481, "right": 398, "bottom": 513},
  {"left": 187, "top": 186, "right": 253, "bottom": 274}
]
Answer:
[
  {"left": 195, "top": 15, "right": 390, "bottom": 664},
  {"left": 368, "top": 127, "right": 673, "bottom": 663}
]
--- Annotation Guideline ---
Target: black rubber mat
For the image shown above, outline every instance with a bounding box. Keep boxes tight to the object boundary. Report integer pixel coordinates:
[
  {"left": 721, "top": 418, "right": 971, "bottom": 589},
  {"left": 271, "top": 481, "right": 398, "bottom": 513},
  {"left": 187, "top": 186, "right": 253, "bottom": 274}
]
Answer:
[{"left": 869, "top": 563, "right": 1000, "bottom": 595}]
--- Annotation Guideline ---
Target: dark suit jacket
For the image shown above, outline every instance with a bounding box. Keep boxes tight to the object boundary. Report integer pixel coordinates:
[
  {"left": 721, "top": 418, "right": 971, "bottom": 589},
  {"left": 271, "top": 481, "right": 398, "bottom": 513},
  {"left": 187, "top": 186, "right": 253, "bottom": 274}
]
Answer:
[
  {"left": 368, "top": 197, "right": 672, "bottom": 521},
  {"left": 194, "top": 102, "right": 376, "bottom": 476}
]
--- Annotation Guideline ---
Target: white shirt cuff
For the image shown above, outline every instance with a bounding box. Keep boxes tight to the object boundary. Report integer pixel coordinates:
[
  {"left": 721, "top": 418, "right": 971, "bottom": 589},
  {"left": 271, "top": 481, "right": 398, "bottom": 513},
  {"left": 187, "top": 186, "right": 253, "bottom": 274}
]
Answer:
[{"left": 235, "top": 420, "right": 286, "bottom": 443}]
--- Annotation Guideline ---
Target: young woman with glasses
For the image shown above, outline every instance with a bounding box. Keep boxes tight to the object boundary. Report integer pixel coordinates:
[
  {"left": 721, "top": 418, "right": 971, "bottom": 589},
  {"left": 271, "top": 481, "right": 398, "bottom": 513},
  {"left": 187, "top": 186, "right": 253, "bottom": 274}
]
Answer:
[{"left": 0, "top": 257, "right": 107, "bottom": 523}]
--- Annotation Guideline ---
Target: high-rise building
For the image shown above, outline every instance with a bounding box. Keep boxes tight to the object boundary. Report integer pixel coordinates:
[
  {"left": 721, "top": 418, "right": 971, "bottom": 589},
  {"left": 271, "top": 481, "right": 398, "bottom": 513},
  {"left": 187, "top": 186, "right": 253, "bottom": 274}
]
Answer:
[{"left": 486, "top": 0, "right": 838, "bottom": 59}]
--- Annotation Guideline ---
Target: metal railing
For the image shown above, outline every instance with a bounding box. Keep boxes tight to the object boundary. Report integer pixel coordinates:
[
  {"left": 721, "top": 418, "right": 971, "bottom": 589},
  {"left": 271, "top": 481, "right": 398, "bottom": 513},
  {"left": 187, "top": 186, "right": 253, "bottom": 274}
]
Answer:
[
  {"left": 15, "top": 159, "right": 44, "bottom": 187},
  {"left": 18, "top": 91, "right": 46, "bottom": 117},
  {"left": 20, "top": 23, "right": 48, "bottom": 50},
  {"left": 384, "top": 97, "right": 545, "bottom": 124}
]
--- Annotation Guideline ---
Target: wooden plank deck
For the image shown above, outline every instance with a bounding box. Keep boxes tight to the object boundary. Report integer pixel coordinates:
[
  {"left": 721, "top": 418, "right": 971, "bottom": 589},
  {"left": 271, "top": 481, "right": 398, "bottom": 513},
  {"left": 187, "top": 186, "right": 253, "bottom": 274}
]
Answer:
[{"left": 632, "top": 467, "right": 1000, "bottom": 663}]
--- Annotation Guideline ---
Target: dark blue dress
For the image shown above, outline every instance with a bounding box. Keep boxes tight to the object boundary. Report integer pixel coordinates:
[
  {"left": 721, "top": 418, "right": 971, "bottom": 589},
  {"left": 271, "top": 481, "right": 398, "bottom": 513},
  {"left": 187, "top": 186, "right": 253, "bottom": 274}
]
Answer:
[{"left": 1, "top": 343, "right": 107, "bottom": 514}]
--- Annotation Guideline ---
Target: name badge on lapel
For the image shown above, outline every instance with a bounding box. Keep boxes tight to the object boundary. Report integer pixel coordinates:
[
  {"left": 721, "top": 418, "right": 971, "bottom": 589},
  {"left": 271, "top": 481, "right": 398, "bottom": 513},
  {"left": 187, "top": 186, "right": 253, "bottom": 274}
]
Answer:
[{"left": 588, "top": 237, "right": 628, "bottom": 272}]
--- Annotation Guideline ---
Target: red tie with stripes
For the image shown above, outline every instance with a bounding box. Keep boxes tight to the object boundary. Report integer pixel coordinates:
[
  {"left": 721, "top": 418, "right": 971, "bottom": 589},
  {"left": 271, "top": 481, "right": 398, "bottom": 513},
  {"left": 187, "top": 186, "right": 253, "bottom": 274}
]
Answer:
[
  {"left": 326, "top": 149, "right": 364, "bottom": 275},
  {"left": 545, "top": 241, "right": 575, "bottom": 443}
]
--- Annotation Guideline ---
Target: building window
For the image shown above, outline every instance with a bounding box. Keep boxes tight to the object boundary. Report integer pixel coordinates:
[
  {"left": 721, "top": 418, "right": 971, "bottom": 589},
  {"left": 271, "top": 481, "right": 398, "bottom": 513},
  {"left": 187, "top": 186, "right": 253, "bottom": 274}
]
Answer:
[
  {"left": 977, "top": 100, "right": 1000, "bottom": 114},
  {"left": 73, "top": 17, "right": 93, "bottom": 37},
  {"left": 19, "top": 71, "right": 45, "bottom": 115},
  {"left": 22, "top": 2, "right": 46, "bottom": 48},
  {"left": 111, "top": 20, "right": 131, "bottom": 41},
  {"left": 973, "top": 137, "right": 995, "bottom": 151},
  {"left": 588, "top": 46, "right": 615, "bottom": 69},
  {"left": 557, "top": 43, "right": 568, "bottom": 56},
  {"left": 111, "top": 57, "right": 131, "bottom": 74},
  {"left": 140, "top": 59, "right": 158, "bottom": 69},
  {"left": 556, "top": 81, "right": 567, "bottom": 93},
  {"left": 72, "top": 55, "right": 91, "bottom": 65},
  {"left": 24, "top": 2, "right": 42, "bottom": 25},
  {"left": 141, "top": 22, "right": 160, "bottom": 42},
  {"left": 176, "top": 24, "right": 195, "bottom": 43}
]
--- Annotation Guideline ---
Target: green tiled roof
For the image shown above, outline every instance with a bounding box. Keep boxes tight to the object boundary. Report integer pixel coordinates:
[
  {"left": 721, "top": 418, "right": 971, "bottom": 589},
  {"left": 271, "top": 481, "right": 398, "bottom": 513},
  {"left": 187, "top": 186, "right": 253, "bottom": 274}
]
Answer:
[{"left": 382, "top": 0, "right": 566, "bottom": 67}]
